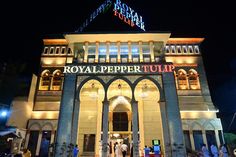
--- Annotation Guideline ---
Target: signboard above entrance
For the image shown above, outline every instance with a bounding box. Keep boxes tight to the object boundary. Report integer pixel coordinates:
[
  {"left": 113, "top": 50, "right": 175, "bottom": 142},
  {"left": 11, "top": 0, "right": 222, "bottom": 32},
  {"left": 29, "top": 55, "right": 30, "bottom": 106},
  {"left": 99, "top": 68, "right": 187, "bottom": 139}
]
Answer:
[{"left": 63, "top": 64, "right": 174, "bottom": 74}]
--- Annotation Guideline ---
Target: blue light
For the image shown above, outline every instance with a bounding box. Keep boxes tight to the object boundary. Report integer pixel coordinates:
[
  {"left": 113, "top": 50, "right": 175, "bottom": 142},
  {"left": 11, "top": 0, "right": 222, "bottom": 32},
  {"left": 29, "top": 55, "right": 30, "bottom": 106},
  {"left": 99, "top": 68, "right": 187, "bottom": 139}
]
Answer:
[{"left": 1, "top": 111, "right": 7, "bottom": 117}]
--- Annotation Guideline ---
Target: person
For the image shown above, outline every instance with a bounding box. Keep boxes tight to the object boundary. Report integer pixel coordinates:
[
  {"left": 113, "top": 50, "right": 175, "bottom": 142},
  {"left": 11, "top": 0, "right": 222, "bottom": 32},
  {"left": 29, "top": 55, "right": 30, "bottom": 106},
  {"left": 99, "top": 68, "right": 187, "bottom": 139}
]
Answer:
[
  {"left": 121, "top": 143, "right": 128, "bottom": 157},
  {"left": 73, "top": 145, "right": 79, "bottom": 157},
  {"left": 115, "top": 142, "right": 122, "bottom": 157},
  {"left": 107, "top": 143, "right": 110, "bottom": 157},
  {"left": 22, "top": 148, "right": 31, "bottom": 157},
  {"left": 130, "top": 145, "right": 133, "bottom": 157},
  {"left": 144, "top": 145, "right": 150, "bottom": 157},
  {"left": 210, "top": 143, "right": 219, "bottom": 157},
  {"left": 201, "top": 144, "right": 210, "bottom": 157},
  {"left": 219, "top": 144, "right": 228, "bottom": 157}
]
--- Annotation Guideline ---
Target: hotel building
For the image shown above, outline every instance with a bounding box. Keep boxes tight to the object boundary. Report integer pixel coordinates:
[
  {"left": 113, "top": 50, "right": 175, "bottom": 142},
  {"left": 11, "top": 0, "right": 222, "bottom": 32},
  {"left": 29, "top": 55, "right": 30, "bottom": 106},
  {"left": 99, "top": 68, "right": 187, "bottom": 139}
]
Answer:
[{"left": 8, "top": 32, "right": 224, "bottom": 157}]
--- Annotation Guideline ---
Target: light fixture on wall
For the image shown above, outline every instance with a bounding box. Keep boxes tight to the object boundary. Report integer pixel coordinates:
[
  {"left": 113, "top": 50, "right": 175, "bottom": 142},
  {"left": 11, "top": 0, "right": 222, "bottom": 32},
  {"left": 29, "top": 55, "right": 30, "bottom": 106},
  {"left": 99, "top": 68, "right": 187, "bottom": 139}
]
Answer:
[
  {"left": 140, "top": 82, "right": 148, "bottom": 98},
  {"left": 89, "top": 82, "right": 98, "bottom": 98}
]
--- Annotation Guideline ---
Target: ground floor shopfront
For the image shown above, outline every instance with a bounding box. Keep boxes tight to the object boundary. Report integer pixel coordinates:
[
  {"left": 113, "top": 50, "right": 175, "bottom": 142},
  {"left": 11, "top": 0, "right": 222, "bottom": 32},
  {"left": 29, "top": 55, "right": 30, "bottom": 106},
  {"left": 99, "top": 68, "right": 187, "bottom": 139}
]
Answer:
[{"left": 23, "top": 74, "right": 223, "bottom": 157}]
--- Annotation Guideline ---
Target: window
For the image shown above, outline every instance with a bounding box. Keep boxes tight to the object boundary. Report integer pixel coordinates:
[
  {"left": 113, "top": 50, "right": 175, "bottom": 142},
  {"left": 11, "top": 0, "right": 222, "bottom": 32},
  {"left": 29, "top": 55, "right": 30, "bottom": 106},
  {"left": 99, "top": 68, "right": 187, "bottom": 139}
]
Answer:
[
  {"left": 120, "top": 43, "right": 128, "bottom": 63},
  {"left": 165, "top": 46, "right": 170, "bottom": 53},
  {"left": 51, "top": 70, "right": 63, "bottom": 90},
  {"left": 67, "top": 48, "right": 72, "bottom": 54},
  {"left": 98, "top": 43, "right": 106, "bottom": 63},
  {"left": 194, "top": 45, "right": 200, "bottom": 54},
  {"left": 177, "top": 46, "right": 182, "bottom": 53},
  {"left": 183, "top": 46, "right": 187, "bottom": 53},
  {"left": 44, "top": 47, "right": 49, "bottom": 54},
  {"left": 132, "top": 42, "right": 139, "bottom": 63},
  {"left": 77, "top": 44, "right": 85, "bottom": 63},
  {"left": 88, "top": 44, "right": 96, "bottom": 63},
  {"left": 39, "top": 70, "right": 51, "bottom": 90},
  {"left": 188, "top": 70, "right": 200, "bottom": 89},
  {"left": 110, "top": 43, "right": 118, "bottom": 63},
  {"left": 188, "top": 46, "right": 193, "bottom": 53},
  {"left": 177, "top": 69, "right": 188, "bottom": 90},
  {"left": 142, "top": 42, "right": 151, "bottom": 62},
  {"left": 61, "top": 47, "right": 66, "bottom": 54},
  {"left": 49, "top": 47, "right": 54, "bottom": 54},
  {"left": 171, "top": 46, "right": 175, "bottom": 54},
  {"left": 55, "top": 47, "right": 60, "bottom": 54}
]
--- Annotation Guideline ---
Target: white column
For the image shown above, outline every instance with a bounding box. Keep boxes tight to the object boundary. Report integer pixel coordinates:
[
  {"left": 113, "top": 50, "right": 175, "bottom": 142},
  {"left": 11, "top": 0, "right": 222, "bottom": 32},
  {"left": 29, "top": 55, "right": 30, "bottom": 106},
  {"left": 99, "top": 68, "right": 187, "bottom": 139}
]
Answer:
[
  {"left": 128, "top": 41, "right": 132, "bottom": 62},
  {"left": 95, "top": 41, "right": 99, "bottom": 63},
  {"left": 36, "top": 130, "right": 43, "bottom": 156},
  {"left": 149, "top": 41, "right": 155, "bottom": 62},
  {"left": 24, "top": 130, "right": 30, "bottom": 149},
  {"left": 50, "top": 130, "right": 55, "bottom": 144},
  {"left": 189, "top": 130, "right": 195, "bottom": 150},
  {"left": 138, "top": 41, "right": 143, "bottom": 62},
  {"left": 215, "top": 130, "right": 220, "bottom": 147},
  {"left": 106, "top": 42, "right": 110, "bottom": 63},
  {"left": 117, "top": 42, "right": 121, "bottom": 63},
  {"left": 202, "top": 130, "right": 208, "bottom": 148},
  {"left": 84, "top": 42, "right": 88, "bottom": 63}
]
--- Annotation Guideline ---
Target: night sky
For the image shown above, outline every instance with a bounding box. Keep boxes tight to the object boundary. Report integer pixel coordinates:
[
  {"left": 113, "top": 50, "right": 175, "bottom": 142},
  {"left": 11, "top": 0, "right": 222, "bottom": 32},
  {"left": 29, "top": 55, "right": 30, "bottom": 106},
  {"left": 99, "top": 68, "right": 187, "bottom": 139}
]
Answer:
[{"left": 1, "top": 0, "right": 236, "bottom": 132}]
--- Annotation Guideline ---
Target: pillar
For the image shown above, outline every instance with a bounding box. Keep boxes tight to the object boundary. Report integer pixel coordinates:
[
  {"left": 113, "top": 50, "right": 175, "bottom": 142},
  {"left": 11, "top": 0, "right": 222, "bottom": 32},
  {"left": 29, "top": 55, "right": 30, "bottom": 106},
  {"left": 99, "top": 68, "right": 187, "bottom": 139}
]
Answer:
[
  {"left": 159, "top": 101, "right": 171, "bottom": 157},
  {"left": 202, "top": 130, "right": 208, "bottom": 148},
  {"left": 149, "top": 41, "right": 155, "bottom": 62},
  {"left": 54, "top": 73, "right": 77, "bottom": 157},
  {"left": 189, "top": 130, "right": 195, "bottom": 150},
  {"left": 95, "top": 41, "right": 99, "bottom": 63},
  {"left": 102, "top": 100, "right": 109, "bottom": 157},
  {"left": 215, "top": 130, "right": 220, "bottom": 147},
  {"left": 139, "top": 41, "right": 143, "bottom": 62},
  {"left": 162, "top": 72, "right": 187, "bottom": 157},
  {"left": 36, "top": 130, "right": 43, "bottom": 156},
  {"left": 131, "top": 100, "right": 139, "bottom": 157},
  {"left": 24, "top": 130, "right": 30, "bottom": 148},
  {"left": 117, "top": 41, "right": 121, "bottom": 63},
  {"left": 51, "top": 130, "right": 55, "bottom": 144},
  {"left": 71, "top": 99, "right": 80, "bottom": 145},
  {"left": 84, "top": 42, "right": 88, "bottom": 63},
  {"left": 106, "top": 41, "right": 110, "bottom": 63},
  {"left": 128, "top": 41, "right": 132, "bottom": 62}
]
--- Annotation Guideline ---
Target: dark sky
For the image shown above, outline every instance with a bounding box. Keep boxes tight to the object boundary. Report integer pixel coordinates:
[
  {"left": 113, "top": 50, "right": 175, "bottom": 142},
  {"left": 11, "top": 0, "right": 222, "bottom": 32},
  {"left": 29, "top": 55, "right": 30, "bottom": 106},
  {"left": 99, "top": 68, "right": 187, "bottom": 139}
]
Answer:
[{"left": 2, "top": 0, "right": 236, "bottom": 131}]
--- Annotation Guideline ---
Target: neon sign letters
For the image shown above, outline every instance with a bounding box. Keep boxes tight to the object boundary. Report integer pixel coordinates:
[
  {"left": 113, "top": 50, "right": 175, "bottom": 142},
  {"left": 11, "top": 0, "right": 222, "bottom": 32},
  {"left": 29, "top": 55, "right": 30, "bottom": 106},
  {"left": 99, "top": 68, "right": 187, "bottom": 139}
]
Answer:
[
  {"left": 75, "top": 0, "right": 112, "bottom": 32},
  {"left": 75, "top": 0, "right": 146, "bottom": 32},
  {"left": 63, "top": 64, "right": 174, "bottom": 74},
  {"left": 113, "top": 0, "right": 145, "bottom": 31}
]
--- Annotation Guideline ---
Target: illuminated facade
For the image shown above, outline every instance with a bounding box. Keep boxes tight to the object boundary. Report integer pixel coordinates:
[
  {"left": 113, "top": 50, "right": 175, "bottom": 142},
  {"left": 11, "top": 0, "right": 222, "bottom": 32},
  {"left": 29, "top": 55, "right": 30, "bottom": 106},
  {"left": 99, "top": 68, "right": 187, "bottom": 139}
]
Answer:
[{"left": 8, "top": 33, "right": 224, "bottom": 157}]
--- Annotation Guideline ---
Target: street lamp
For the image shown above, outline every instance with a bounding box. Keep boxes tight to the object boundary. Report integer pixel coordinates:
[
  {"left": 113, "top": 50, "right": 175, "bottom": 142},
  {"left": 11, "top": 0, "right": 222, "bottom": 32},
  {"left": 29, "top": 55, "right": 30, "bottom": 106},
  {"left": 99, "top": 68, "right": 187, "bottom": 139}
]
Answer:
[{"left": 1, "top": 110, "right": 8, "bottom": 117}]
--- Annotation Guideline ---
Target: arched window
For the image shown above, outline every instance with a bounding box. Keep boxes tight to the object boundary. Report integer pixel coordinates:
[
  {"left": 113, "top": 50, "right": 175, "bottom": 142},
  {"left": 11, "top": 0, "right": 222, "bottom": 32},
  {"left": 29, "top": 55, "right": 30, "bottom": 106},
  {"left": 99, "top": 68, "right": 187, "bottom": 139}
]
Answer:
[
  {"left": 188, "top": 69, "right": 200, "bottom": 89},
  {"left": 39, "top": 70, "right": 51, "bottom": 90},
  {"left": 51, "top": 70, "right": 63, "bottom": 90},
  {"left": 177, "top": 69, "right": 188, "bottom": 90}
]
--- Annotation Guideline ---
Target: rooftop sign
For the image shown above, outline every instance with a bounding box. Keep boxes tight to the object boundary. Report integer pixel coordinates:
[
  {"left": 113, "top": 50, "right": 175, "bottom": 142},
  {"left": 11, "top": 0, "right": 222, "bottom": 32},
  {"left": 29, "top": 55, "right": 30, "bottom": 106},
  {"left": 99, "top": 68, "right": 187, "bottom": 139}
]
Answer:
[
  {"left": 113, "top": 0, "right": 145, "bottom": 31},
  {"left": 75, "top": 0, "right": 145, "bottom": 32}
]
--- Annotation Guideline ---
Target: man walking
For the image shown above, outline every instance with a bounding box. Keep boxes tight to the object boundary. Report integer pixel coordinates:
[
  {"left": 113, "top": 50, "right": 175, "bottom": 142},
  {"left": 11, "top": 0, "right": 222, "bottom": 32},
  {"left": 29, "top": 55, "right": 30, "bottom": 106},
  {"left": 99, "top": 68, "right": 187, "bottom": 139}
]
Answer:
[{"left": 121, "top": 143, "right": 128, "bottom": 157}]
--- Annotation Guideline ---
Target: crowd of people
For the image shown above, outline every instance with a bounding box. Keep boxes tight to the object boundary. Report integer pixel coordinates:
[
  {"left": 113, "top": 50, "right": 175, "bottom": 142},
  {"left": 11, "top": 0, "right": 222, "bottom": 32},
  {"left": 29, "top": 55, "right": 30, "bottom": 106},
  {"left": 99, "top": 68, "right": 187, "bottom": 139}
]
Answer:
[{"left": 200, "top": 143, "right": 228, "bottom": 157}]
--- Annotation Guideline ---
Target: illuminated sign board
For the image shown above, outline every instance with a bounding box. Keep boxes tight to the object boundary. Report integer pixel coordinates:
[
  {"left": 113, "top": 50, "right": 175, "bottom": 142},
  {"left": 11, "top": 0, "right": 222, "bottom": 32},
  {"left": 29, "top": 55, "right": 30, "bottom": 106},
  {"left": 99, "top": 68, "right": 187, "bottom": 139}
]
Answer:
[
  {"left": 75, "top": 0, "right": 145, "bottom": 32},
  {"left": 63, "top": 64, "right": 174, "bottom": 74},
  {"left": 113, "top": 0, "right": 145, "bottom": 31},
  {"left": 75, "top": 0, "right": 112, "bottom": 32}
]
